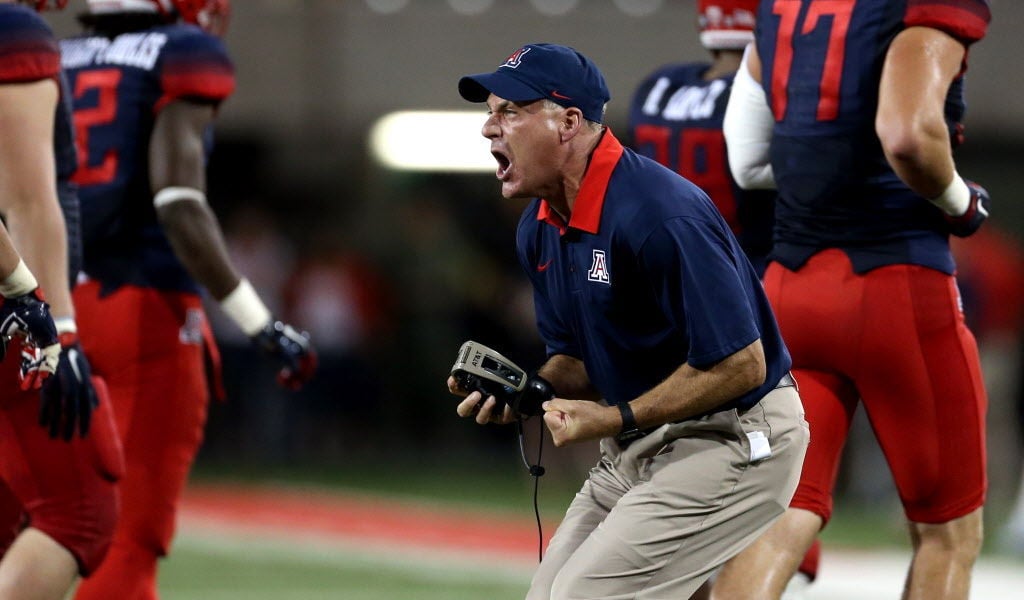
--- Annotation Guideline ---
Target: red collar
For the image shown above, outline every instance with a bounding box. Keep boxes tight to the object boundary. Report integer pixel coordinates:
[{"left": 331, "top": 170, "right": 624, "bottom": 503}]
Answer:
[{"left": 537, "top": 129, "right": 623, "bottom": 235}]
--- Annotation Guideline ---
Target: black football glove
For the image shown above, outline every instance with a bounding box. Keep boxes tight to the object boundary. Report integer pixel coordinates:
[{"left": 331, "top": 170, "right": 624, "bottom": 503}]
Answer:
[
  {"left": 0, "top": 289, "right": 60, "bottom": 387},
  {"left": 37, "top": 332, "right": 98, "bottom": 441},
  {"left": 251, "top": 320, "right": 317, "bottom": 390},
  {"left": 945, "top": 180, "right": 990, "bottom": 238}
]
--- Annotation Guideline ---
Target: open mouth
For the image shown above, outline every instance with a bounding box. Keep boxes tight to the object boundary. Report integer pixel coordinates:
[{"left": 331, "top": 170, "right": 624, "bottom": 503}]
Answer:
[{"left": 492, "top": 150, "right": 511, "bottom": 179}]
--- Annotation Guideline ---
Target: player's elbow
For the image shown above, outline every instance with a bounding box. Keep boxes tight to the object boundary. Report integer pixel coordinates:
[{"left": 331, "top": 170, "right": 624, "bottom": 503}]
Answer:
[
  {"left": 155, "top": 198, "right": 203, "bottom": 233},
  {"left": 877, "top": 127, "right": 923, "bottom": 166},
  {"left": 155, "top": 199, "right": 215, "bottom": 260},
  {"left": 876, "top": 113, "right": 938, "bottom": 167},
  {"left": 731, "top": 161, "right": 775, "bottom": 190}
]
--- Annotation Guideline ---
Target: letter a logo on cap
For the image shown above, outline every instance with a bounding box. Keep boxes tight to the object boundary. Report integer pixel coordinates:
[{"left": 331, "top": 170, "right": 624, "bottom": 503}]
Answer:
[{"left": 501, "top": 46, "right": 531, "bottom": 69}]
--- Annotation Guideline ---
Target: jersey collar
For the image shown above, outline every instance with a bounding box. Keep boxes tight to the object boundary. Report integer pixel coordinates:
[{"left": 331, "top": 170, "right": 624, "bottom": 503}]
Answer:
[{"left": 537, "top": 129, "right": 624, "bottom": 235}]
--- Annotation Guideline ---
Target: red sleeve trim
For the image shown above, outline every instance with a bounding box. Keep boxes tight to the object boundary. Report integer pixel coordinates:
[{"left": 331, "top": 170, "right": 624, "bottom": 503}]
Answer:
[
  {"left": 154, "top": 70, "right": 235, "bottom": 113},
  {"left": 905, "top": 1, "right": 991, "bottom": 45},
  {"left": 0, "top": 50, "right": 59, "bottom": 84}
]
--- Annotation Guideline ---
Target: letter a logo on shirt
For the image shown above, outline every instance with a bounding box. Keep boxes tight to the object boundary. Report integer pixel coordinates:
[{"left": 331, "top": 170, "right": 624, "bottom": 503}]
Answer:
[{"left": 588, "top": 249, "right": 610, "bottom": 284}]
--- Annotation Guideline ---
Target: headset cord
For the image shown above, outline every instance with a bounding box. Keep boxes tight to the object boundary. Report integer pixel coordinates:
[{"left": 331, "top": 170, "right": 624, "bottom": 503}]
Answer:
[{"left": 516, "top": 416, "right": 545, "bottom": 563}]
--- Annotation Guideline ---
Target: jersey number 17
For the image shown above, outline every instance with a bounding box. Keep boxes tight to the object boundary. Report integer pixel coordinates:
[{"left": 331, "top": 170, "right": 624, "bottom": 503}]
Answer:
[{"left": 769, "top": 0, "right": 854, "bottom": 122}]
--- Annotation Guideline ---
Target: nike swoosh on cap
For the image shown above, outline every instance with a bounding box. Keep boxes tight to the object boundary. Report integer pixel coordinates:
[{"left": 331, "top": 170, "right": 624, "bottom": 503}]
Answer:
[{"left": 551, "top": 90, "right": 572, "bottom": 100}]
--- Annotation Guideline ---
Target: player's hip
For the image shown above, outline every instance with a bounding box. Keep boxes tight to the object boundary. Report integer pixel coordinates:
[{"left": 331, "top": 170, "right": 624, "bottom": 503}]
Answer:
[
  {"left": 73, "top": 280, "right": 209, "bottom": 366},
  {"left": 764, "top": 250, "right": 970, "bottom": 369}
]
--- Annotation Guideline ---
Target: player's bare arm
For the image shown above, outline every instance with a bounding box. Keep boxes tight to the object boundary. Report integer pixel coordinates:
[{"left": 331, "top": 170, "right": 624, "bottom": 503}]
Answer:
[
  {"left": 152, "top": 97, "right": 315, "bottom": 388},
  {"left": 544, "top": 338, "right": 766, "bottom": 447},
  {"left": 0, "top": 79, "right": 73, "bottom": 320},
  {"left": 0, "top": 81, "right": 44, "bottom": 272},
  {"left": 876, "top": 26, "right": 964, "bottom": 199},
  {"left": 151, "top": 99, "right": 242, "bottom": 300}
]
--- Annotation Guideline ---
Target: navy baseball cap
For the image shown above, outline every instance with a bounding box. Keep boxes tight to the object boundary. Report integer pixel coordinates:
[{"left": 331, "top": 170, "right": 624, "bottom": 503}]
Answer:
[{"left": 458, "top": 43, "right": 610, "bottom": 124}]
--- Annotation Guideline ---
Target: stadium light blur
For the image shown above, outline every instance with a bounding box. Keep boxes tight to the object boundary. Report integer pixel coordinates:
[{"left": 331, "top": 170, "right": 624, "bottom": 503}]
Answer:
[{"left": 369, "top": 111, "right": 495, "bottom": 172}]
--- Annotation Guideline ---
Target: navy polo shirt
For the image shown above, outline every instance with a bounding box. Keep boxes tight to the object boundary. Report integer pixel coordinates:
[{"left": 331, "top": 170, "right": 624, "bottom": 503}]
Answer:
[{"left": 516, "top": 130, "right": 790, "bottom": 412}]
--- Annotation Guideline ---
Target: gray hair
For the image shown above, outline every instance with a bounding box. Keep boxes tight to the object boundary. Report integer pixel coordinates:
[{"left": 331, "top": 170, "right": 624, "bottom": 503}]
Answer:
[{"left": 541, "top": 99, "right": 605, "bottom": 131}]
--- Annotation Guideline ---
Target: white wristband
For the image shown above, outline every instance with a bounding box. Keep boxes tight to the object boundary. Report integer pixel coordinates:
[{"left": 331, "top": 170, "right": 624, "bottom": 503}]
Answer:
[
  {"left": 0, "top": 260, "right": 38, "bottom": 298},
  {"left": 153, "top": 186, "right": 207, "bottom": 209},
  {"left": 53, "top": 317, "right": 77, "bottom": 335},
  {"left": 928, "top": 174, "right": 970, "bottom": 217},
  {"left": 219, "top": 278, "right": 272, "bottom": 337}
]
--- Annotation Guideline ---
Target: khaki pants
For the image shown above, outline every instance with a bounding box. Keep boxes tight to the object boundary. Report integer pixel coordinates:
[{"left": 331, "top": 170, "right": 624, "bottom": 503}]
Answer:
[{"left": 527, "top": 386, "right": 808, "bottom": 600}]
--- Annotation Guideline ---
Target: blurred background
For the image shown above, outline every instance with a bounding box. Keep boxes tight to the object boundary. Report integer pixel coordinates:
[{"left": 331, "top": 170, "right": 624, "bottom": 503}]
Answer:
[{"left": 46, "top": 0, "right": 1024, "bottom": 595}]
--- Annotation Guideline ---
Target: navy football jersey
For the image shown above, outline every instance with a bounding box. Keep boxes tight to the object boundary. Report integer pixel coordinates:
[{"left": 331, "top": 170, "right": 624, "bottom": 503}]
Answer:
[
  {"left": 756, "top": 0, "right": 990, "bottom": 274},
  {"left": 61, "top": 23, "right": 235, "bottom": 293},
  {"left": 629, "top": 62, "right": 775, "bottom": 275}
]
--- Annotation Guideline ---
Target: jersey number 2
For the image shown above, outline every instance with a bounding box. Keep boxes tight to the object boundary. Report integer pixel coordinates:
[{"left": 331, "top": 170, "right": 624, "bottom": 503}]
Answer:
[
  {"left": 770, "top": 0, "right": 854, "bottom": 121},
  {"left": 71, "top": 68, "right": 122, "bottom": 186}
]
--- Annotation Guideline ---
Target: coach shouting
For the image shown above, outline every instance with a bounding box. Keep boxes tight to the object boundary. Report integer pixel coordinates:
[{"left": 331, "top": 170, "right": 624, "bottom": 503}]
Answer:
[{"left": 447, "top": 43, "right": 809, "bottom": 599}]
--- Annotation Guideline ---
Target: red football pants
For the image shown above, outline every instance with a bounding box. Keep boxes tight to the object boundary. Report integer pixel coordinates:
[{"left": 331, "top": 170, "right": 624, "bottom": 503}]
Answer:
[
  {"left": 71, "top": 281, "right": 212, "bottom": 600},
  {"left": 0, "top": 342, "right": 122, "bottom": 575},
  {"left": 764, "top": 250, "right": 987, "bottom": 524}
]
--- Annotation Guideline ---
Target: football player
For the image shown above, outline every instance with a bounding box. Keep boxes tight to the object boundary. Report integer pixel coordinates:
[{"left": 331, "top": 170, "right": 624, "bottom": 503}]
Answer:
[
  {"left": 719, "top": 0, "right": 991, "bottom": 598},
  {"left": 0, "top": 1, "right": 121, "bottom": 599},
  {"left": 629, "top": 0, "right": 775, "bottom": 276},
  {"left": 61, "top": 2, "right": 317, "bottom": 598}
]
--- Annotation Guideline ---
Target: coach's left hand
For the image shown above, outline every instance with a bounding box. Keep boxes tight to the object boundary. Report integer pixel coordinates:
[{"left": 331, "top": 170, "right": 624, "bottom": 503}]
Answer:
[{"left": 542, "top": 398, "right": 616, "bottom": 447}]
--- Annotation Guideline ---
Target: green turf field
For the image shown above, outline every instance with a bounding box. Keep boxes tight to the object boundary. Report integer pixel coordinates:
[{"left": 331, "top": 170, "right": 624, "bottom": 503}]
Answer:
[
  {"left": 152, "top": 458, "right": 1019, "bottom": 598},
  {"left": 160, "top": 529, "right": 531, "bottom": 600},
  {"left": 160, "top": 458, "right": 551, "bottom": 598}
]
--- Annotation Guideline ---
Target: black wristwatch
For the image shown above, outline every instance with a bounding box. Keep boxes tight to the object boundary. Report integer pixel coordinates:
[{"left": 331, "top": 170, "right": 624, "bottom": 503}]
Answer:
[{"left": 616, "top": 401, "right": 644, "bottom": 443}]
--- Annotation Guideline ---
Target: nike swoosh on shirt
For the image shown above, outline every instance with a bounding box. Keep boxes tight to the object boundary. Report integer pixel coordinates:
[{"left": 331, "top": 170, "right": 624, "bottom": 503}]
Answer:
[{"left": 537, "top": 259, "right": 553, "bottom": 272}]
